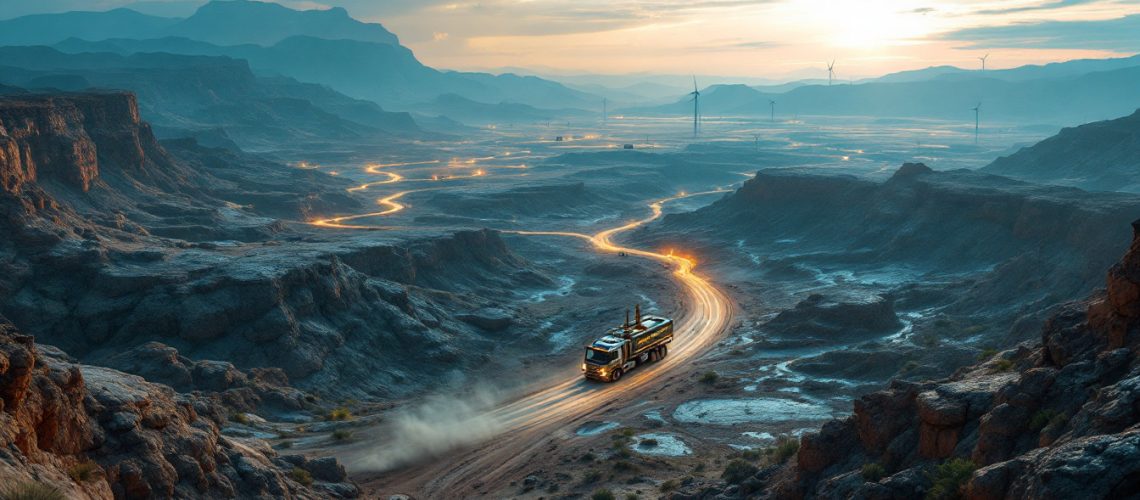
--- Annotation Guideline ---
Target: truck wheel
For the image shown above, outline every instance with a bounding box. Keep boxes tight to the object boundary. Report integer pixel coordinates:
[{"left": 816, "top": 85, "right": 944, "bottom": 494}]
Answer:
[
  {"left": 647, "top": 350, "right": 657, "bottom": 363},
  {"left": 611, "top": 369, "right": 623, "bottom": 382},
  {"left": 661, "top": 346, "right": 668, "bottom": 359}
]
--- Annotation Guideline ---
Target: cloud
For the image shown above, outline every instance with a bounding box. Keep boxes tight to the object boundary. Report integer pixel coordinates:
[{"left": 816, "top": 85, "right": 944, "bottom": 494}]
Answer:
[
  {"left": 432, "top": 32, "right": 449, "bottom": 42},
  {"left": 973, "top": 0, "right": 1104, "bottom": 16},
  {"left": 943, "top": 13, "right": 1140, "bottom": 50}
]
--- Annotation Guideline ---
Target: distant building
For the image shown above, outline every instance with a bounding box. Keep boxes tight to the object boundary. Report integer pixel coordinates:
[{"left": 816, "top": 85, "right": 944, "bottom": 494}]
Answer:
[
  {"left": 623, "top": 144, "right": 634, "bottom": 149},
  {"left": 555, "top": 136, "right": 564, "bottom": 142}
]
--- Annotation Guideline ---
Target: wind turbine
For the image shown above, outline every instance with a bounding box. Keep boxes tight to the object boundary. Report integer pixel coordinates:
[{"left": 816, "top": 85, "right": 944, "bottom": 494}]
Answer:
[
  {"left": 972, "top": 102, "right": 981, "bottom": 144},
  {"left": 979, "top": 54, "right": 990, "bottom": 71},
  {"left": 769, "top": 99, "right": 776, "bottom": 123},
  {"left": 827, "top": 60, "right": 836, "bottom": 86},
  {"left": 690, "top": 76, "right": 701, "bottom": 137}
]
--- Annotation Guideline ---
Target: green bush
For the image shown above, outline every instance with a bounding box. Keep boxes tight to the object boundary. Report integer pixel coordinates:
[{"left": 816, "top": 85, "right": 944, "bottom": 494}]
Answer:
[
  {"left": 699, "top": 371, "right": 719, "bottom": 385},
  {"left": 862, "top": 462, "right": 886, "bottom": 482},
  {"left": 659, "top": 479, "right": 680, "bottom": 492},
  {"left": 625, "top": 494, "right": 639, "bottom": 500},
  {"left": 774, "top": 437, "right": 800, "bottom": 463},
  {"left": 740, "top": 449, "right": 762, "bottom": 461},
  {"left": 591, "top": 488, "right": 615, "bottom": 500},
  {"left": 639, "top": 438, "right": 659, "bottom": 447},
  {"left": 0, "top": 481, "right": 65, "bottom": 500},
  {"left": 925, "top": 458, "right": 976, "bottom": 500},
  {"left": 290, "top": 467, "right": 313, "bottom": 487},
  {"left": 327, "top": 407, "right": 352, "bottom": 421},
  {"left": 1028, "top": 409, "right": 1060, "bottom": 431},
  {"left": 68, "top": 460, "right": 101, "bottom": 483},
  {"left": 976, "top": 348, "right": 998, "bottom": 361},
  {"left": 721, "top": 459, "right": 759, "bottom": 484},
  {"left": 230, "top": 412, "right": 250, "bottom": 425},
  {"left": 612, "top": 460, "right": 637, "bottom": 472},
  {"left": 278, "top": 440, "right": 293, "bottom": 449},
  {"left": 580, "top": 452, "right": 597, "bottom": 462},
  {"left": 332, "top": 429, "right": 352, "bottom": 442},
  {"left": 993, "top": 359, "right": 1015, "bottom": 372}
]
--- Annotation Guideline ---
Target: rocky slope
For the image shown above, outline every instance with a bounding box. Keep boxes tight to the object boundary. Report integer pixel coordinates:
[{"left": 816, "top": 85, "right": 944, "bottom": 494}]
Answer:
[
  {"left": 646, "top": 163, "right": 1140, "bottom": 347},
  {"left": 0, "top": 316, "right": 359, "bottom": 499},
  {"left": 983, "top": 108, "right": 1140, "bottom": 193},
  {"left": 683, "top": 219, "right": 1140, "bottom": 499},
  {"left": 0, "top": 91, "right": 558, "bottom": 404}
]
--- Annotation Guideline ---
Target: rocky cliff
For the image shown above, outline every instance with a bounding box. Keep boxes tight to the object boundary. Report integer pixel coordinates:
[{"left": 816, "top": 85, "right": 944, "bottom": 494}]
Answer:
[
  {"left": 707, "top": 220, "right": 1140, "bottom": 499},
  {"left": 984, "top": 108, "right": 1140, "bottom": 193},
  {"left": 0, "top": 316, "right": 358, "bottom": 499}
]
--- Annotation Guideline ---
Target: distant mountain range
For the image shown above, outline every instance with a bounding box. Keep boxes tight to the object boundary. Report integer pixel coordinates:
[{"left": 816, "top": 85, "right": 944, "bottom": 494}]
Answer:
[
  {"left": 632, "top": 58, "right": 1140, "bottom": 125},
  {"left": 0, "top": 46, "right": 419, "bottom": 149},
  {"left": 983, "top": 108, "right": 1140, "bottom": 193},
  {"left": 0, "top": 0, "right": 599, "bottom": 115}
]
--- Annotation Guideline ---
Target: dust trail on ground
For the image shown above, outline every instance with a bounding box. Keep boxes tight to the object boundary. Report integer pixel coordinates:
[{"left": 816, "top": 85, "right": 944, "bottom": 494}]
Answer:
[{"left": 351, "top": 387, "right": 505, "bottom": 472}]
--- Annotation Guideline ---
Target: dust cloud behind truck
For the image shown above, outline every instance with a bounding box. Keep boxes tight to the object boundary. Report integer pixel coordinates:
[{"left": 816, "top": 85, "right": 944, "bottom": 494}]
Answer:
[{"left": 583, "top": 304, "right": 673, "bottom": 382}]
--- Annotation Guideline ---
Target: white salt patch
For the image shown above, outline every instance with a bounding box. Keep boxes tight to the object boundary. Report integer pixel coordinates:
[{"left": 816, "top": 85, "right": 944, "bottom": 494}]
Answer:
[
  {"left": 673, "top": 398, "right": 833, "bottom": 425},
  {"left": 633, "top": 433, "right": 691, "bottom": 457}
]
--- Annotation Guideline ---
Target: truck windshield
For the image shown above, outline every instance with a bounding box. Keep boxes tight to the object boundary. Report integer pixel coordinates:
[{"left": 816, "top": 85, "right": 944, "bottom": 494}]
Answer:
[{"left": 585, "top": 348, "right": 616, "bottom": 364}]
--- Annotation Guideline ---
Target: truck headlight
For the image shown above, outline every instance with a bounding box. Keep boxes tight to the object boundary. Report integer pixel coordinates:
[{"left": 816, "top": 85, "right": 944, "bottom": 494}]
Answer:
[{"left": 581, "top": 363, "right": 587, "bottom": 371}]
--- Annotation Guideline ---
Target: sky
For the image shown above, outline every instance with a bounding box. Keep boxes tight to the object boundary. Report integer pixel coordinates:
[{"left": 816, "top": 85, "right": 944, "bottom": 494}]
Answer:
[{"left": 4, "top": 0, "right": 1140, "bottom": 79}]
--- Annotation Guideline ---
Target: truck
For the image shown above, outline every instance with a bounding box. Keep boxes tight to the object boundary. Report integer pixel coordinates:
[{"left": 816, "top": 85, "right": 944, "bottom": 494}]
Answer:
[{"left": 582, "top": 304, "right": 674, "bottom": 382}]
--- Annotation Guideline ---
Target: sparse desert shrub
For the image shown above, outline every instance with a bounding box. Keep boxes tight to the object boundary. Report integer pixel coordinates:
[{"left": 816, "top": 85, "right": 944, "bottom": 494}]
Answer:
[
  {"left": 699, "top": 371, "right": 719, "bottom": 385},
  {"left": 613, "top": 460, "right": 637, "bottom": 472},
  {"left": 290, "top": 467, "right": 314, "bottom": 487},
  {"left": 332, "top": 429, "right": 352, "bottom": 441},
  {"left": 581, "top": 452, "right": 597, "bottom": 462},
  {"left": 230, "top": 412, "right": 249, "bottom": 425},
  {"left": 591, "top": 488, "right": 615, "bottom": 500},
  {"left": 1029, "top": 409, "right": 1060, "bottom": 431},
  {"left": 582, "top": 470, "right": 603, "bottom": 484},
  {"left": 976, "top": 348, "right": 998, "bottom": 361},
  {"left": 278, "top": 440, "right": 293, "bottom": 449},
  {"left": 327, "top": 407, "right": 352, "bottom": 421},
  {"left": 639, "top": 438, "right": 659, "bottom": 447},
  {"left": 0, "top": 481, "right": 65, "bottom": 500},
  {"left": 68, "top": 460, "right": 101, "bottom": 482},
  {"left": 721, "top": 459, "right": 759, "bottom": 484},
  {"left": 740, "top": 449, "right": 762, "bottom": 461},
  {"left": 925, "top": 458, "right": 976, "bottom": 500},
  {"left": 694, "top": 462, "right": 706, "bottom": 473},
  {"left": 660, "top": 479, "right": 680, "bottom": 492},
  {"left": 993, "top": 359, "right": 1015, "bottom": 372},
  {"left": 862, "top": 462, "right": 886, "bottom": 482},
  {"left": 773, "top": 437, "right": 799, "bottom": 463},
  {"left": 625, "top": 494, "right": 639, "bottom": 500}
]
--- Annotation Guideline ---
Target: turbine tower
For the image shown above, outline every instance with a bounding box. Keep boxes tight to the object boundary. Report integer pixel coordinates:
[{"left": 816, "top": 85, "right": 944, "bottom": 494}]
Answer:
[
  {"left": 690, "top": 76, "right": 701, "bottom": 137},
  {"left": 769, "top": 99, "right": 776, "bottom": 123},
  {"left": 827, "top": 60, "right": 836, "bottom": 86},
  {"left": 972, "top": 102, "right": 981, "bottom": 144},
  {"left": 979, "top": 54, "right": 990, "bottom": 71}
]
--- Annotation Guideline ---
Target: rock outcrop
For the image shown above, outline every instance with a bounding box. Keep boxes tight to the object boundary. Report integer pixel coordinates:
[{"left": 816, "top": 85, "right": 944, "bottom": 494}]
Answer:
[
  {"left": 0, "top": 317, "right": 358, "bottom": 499},
  {"left": 722, "top": 220, "right": 1140, "bottom": 499},
  {"left": 983, "top": 108, "right": 1140, "bottom": 193}
]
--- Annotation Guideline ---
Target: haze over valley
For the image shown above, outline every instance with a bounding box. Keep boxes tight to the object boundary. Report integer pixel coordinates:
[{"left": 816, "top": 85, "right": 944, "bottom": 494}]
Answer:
[{"left": 2, "top": 1, "right": 1140, "bottom": 499}]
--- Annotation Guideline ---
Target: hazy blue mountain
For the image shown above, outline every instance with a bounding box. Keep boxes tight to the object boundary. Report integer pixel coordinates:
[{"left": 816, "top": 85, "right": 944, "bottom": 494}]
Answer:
[
  {"left": 53, "top": 36, "right": 599, "bottom": 111},
  {"left": 0, "top": 8, "right": 177, "bottom": 46},
  {"left": 983, "top": 108, "right": 1140, "bottom": 192},
  {"left": 165, "top": 0, "right": 400, "bottom": 46},
  {"left": 0, "top": 46, "right": 419, "bottom": 148},
  {"left": 870, "top": 65, "right": 971, "bottom": 83},
  {"left": 868, "top": 54, "right": 1140, "bottom": 84},
  {"left": 5, "top": 1, "right": 598, "bottom": 112},
  {"left": 633, "top": 67, "right": 1140, "bottom": 125}
]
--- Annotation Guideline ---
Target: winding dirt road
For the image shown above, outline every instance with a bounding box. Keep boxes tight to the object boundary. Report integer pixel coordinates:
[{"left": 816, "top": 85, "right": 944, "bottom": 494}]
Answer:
[
  {"left": 352, "top": 191, "right": 734, "bottom": 497},
  {"left": 306, "top": 157, "right": 736, "bottom": 497}
]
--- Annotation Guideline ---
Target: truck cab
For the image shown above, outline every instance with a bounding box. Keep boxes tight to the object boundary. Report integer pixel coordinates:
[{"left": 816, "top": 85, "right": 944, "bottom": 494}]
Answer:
[{"left": 583, "top": 305, "right": 673, "bottom": 382}]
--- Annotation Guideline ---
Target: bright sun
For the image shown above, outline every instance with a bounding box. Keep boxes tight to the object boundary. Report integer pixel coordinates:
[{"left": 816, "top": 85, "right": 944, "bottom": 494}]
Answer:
[{"left": 809, "top": 0, "right": 932, "bottom": 50}]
